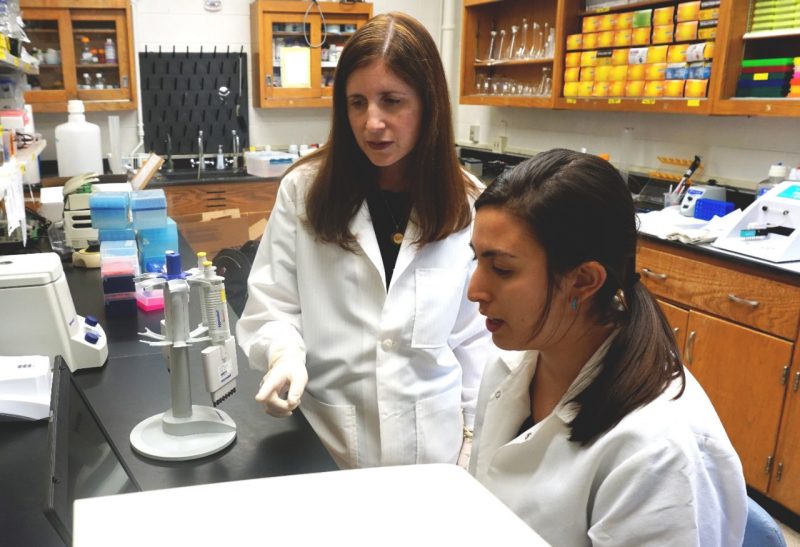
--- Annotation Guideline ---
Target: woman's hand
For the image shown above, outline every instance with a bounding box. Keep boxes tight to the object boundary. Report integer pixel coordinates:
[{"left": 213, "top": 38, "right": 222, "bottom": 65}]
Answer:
[{"left": 255, "top": 349, "right": 308, "bottom": 417}]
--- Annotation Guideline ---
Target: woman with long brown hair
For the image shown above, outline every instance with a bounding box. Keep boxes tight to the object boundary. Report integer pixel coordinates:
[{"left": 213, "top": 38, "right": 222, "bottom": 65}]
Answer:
[{"left": 237, "top": 12, "right": 492, "bottom": 469}]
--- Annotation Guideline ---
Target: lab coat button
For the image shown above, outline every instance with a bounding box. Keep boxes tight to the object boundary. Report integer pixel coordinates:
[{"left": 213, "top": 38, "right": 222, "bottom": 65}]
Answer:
[
  {"left": 494, "top": 390, "right": 501, "bottom": 399},
  {"left": 381, "top": 339, "right": 393, "bottom": 351}
]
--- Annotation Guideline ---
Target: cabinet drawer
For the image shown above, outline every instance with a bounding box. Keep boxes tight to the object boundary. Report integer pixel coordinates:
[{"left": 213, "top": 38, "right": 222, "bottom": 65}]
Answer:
[
  {"left": 164, "top": 181, "right": 278, "bottom": 218},
  {"left": 637, "top": 245, "right": 800, "bottom": 340}
]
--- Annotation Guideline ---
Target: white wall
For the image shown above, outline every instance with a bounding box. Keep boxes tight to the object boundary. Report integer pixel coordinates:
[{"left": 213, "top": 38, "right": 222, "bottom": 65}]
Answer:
[{"left": 32, "top": 0, "right": 800, "bottom": 189}]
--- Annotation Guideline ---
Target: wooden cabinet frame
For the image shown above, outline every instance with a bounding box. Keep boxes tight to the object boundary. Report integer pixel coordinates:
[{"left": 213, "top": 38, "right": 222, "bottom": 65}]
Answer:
[
  {"left": 21, "top": 0, "right": 137, "bottom": 112},
  {"left": 460, "top": 0, "right": 800, "bottom": 117}
]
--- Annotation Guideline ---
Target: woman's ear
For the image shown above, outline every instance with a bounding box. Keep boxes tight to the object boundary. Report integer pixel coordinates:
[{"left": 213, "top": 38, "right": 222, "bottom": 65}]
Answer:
[{"left": 570, "top": 261, "right": 607, "bottom": 302}]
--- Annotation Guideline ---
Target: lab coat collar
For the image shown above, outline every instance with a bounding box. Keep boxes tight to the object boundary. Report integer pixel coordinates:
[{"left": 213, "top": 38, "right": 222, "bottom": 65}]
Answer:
[{"left": 350, "top": 199, "right": 421, "bottom": 291}]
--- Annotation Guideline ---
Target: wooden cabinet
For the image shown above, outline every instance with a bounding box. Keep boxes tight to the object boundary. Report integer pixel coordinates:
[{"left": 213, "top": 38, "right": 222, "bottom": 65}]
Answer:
[
  {"left": 162, "top": 181, "right": 278, "bottom": 218},
  {"left": 638, "top": 237, "right": 800, "bottom": 506},
  {"left": 459, "top": 0, "right": 800, "bottom": 117},
  {"left": 21, "top": 0, "right": 136, "bottom": 112},
  {"left": 250, "top": 1, "right": 372, "bottom": 108}
]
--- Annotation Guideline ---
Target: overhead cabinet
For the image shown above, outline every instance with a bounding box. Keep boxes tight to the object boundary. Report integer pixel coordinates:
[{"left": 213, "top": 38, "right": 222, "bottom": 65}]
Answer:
[
  {"left": 250, "top": 1, "right": 372, "bottom": 108},
  {"left": 460, "top": 0, "right": 800, "bottom": 116},
  {"left": 21, "top": 0, "right": 137, "bottom": 112}
]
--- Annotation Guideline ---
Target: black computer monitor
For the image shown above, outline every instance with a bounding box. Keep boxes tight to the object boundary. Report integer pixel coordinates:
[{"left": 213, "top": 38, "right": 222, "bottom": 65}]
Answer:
[{"left": 44, "top": 356, "right": 141, "bottom": 546}]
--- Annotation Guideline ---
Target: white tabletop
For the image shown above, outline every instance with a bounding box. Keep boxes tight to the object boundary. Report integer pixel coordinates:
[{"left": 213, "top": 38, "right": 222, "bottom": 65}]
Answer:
[{"left": 74, "top": 463, "right": 549, "bottom": 546}]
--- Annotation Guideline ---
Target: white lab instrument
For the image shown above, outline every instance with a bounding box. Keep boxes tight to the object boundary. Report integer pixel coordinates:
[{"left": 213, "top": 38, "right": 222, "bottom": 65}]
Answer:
[
  {"left": 131, "top": 252, "right": 238, "bottom": 461},
  {"left": 62, "top": 172, "right": 101, "bottom": 249},
  {"left": 0, "top": 252, "right": 108, "bottom": 371},
  {"left": 0, "top": 355, "right": 51, "bottom": 420},
  {"left": 679, "top": 183, "right": 726, "bottom": 217},
  {"left": 713, "top": 180, "right": 800, "bottom": 263}
]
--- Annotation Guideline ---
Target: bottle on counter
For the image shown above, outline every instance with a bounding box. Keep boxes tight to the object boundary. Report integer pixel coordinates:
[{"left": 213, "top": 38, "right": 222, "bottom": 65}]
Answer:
[
  {"left": 55, "top": 100, "right": 103, "bottom": 177},
  {"left": 757, "top": 162, "right": 788, "bottom": 197},
  {"left": 81, "top": 72, "right": 92, "bottom": 89},
  {"left": 104, "top": 37, "right": 116, "bottom": 64},
  {"left": 94, "top": 72, "right": 105, "bottom": 89},
  {"left": 216, "top": 144, "right": 225, "bottom": 170}
]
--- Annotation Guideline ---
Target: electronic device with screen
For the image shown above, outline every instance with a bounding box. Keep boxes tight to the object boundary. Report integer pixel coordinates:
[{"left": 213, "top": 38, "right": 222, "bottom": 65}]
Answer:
[{"left": 44, "top": 356, "right": 141, "bottom": 546}]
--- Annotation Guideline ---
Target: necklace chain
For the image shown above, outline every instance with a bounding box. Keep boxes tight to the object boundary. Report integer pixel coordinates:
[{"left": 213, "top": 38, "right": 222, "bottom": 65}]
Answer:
[{"left": 379, "top": 191, "right": 406, "bottom": 246}]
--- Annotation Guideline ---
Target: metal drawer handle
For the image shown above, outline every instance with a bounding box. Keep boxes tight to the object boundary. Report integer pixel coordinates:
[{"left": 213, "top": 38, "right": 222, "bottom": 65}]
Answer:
[
  {"left": 727, "top": 293, "right": 759, "bottom": 308},
  {"left": 641, "top": 268, "right": 667, "bottom": 280}
]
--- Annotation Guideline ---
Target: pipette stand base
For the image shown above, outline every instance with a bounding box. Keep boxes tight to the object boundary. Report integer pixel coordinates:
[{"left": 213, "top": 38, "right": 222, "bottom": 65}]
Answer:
[{"left": 130, "top": 405, "right": 236, "bottom": 461}]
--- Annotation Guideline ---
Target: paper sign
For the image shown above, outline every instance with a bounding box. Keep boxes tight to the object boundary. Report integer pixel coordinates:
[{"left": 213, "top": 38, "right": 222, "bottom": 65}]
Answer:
[{"left": 280, "top": 46, "right": 311, "bottom": 88}]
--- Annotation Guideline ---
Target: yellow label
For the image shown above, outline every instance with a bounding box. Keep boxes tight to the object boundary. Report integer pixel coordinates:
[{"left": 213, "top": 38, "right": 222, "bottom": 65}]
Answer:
[
  {"left": 595, "top": 7, "right": 610, "bottom": 12},
  {"left": 687, "top": 99, "right": 701, "bottom": 107},
  {"left": 566, "top": 98, "right": 577, "bottom": 104},
  {"left": 753, "top": 73, "right": 769, "bottom": 81},
  {"left": 608, "top": 98, "right": 622, "bottom": 104},
  {"left": 642, "top": 99, "right": 656, "bottom": 104},
  {"left": 0, "top": 50, "right": 6, "bottom": 60},
  {"left": 12, "top": 57, "right": 18, "bottom": 66},
  {"left": 220, "top": 288, "right": 227, "bottom": 303}
]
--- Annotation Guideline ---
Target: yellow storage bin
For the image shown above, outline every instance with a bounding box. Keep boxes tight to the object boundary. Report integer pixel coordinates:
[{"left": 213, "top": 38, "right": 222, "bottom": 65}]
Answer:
[
  {"left": 609, "top": 80, "right": 627, "bottom": 96},
  {"left": 567, "top": 34, "right": 583, "bottom": 51},
  {"left": 625, "top": 80, "right": 646, "bottom": 96},
  {"left": 667, "top": 44, "right": 690, "bottom": 63},
  {"left": 613, "top": 30, "right": 633, "bottom": 47},
  {"left": 644, "top": 80, "right": 665, "bottom": 97},
  {"left": 595, "top": 65, "right": 613, "bottom": 82},
  {"left": 609, "top": 65, "right": 629, "bottom": 81},
  {"left": 632, "top": 27, "right": 652, "bottom": 45},
  {"left": 645, "top": 63, "right": 667, "bottom": 80},
  {"left": 628, "top": 63, "right": 647, "bottom": 80},
  {"left": 580, "top": 66, "right": 596, "bottom": 81},
  {"left": 578, "top": 81, "right": 595, "bottom": 96},
  {"left": 653, "top": 6, "right": 675, "bottom": 25},
  {"left": 583, "top": 32, "right": 599, "bottom": 50},
  {"left": 598, "top": 30, "right": 615, "bottom": 48},
  {"left": 647, "top": 45, "right": 669, "bottom": 63},
  {"left": 592, "top": 81, "right": 611, "bottom": 97},
  {"left": 677, "top": 1, "right": 701, "bottom": 22},
  {"left": 564, "top": 67, "right": 580, "bottom": 82},
  {"left": 580, "top": 50, "right": 599, "bottom": 66},
  {"left": 684, "top": 78, "right": 708, "bottom": 97},
  {"left": 563, "top": 81, "right": 579, "bottom": 97},
  {"left": 615, "top": 12, "right": 633, "bottom": 30},
  {"left": 652, "top": 24, "right": 675, "bottom": 44},
  {"left": 663, "top": 79, "right": 686, "bottom": 97},
  {"left": 583, "top": 15, "right": 601, "bottom": 33},
  {"left": 675, "top": 21, "right": 699, "bottom": 41},
  {"left": 612, "top": 48, "right": 630, "bottom": 65},
  {"left": 565, "top": 52, "right": 581, "bottom": 68}
]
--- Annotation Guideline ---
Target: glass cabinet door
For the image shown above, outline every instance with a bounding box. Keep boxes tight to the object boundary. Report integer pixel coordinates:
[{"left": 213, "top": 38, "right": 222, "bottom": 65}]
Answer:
[
  {"left": 264, "top": 12, "right": 319, "bottom": 100},
  {"left": 71, "top": 10, "right": 131, "bottom": 102},
  {"left": 318, "top": 15, "right": 367, "bottom": 98},
  {"left": 23, "top": 9, "right": 74, "bottom": 104}
]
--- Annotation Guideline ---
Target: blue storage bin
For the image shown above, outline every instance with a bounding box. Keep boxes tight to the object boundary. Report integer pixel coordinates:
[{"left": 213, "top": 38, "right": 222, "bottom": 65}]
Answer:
[
  {"left": 694, "top": 198, "right": 735, "bottom": 221},
  {"left": 90, "top": 191, "right": 131, "bottom": 229},
  {"left": 99, "top": 226, "right": 136, "bottom": 241},
  {"left": 131, "top": 189, "right": 167, "bottom": 229},
  {"left": 137, "top": 218, "right": 178, "bottom": 270}
]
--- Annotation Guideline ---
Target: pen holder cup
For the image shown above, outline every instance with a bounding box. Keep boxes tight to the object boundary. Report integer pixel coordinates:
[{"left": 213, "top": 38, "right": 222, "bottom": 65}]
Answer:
[{"left": 663, "top": 192, "right": 682, "bottom": 208}]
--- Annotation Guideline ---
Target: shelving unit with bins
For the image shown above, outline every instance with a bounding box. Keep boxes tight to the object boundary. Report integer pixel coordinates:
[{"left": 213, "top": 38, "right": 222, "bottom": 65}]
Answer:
[
  {"left": 459, "top": 0, "right": 563, "bottom": 108},
  {"left": 711, "top": 0, "right": 800, "bottom": 116},
  {"left": 459, "top": 0, "right": 800, "bottom": 117},
  {"left": 20, "top": 0, "right": 136, "bottom": 113},
  {"left": 250, "top": 1, "right": 372, "bottom": 108}
]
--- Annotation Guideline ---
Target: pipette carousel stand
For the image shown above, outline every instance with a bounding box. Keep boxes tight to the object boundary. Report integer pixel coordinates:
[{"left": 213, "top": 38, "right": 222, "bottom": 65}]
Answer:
[{"left": 130, "top": 252, "right": 237, "bottom": 461}]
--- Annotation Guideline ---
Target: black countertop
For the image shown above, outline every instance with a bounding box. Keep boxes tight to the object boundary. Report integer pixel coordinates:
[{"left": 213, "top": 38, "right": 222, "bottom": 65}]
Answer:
[{"left": 0, "top": 241, "right": 336, "bottom": 546}]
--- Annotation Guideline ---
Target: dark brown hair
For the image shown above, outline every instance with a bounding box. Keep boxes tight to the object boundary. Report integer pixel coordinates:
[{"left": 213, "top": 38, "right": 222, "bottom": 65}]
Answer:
[
  {"left": 475, "top": 148, "right": 685, "bottom": 445},
  {"left": 294, "top": 12, "right": 476, "bottom": 249}
]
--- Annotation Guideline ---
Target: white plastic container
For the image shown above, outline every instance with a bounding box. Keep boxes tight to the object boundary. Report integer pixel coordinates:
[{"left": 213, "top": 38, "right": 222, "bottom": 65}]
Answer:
[
  {"left": 756, "top": 163, "right": 789, "bottom": 197},
  {"left": 55, "top": 100, "right": 103, "bottom": 177}
]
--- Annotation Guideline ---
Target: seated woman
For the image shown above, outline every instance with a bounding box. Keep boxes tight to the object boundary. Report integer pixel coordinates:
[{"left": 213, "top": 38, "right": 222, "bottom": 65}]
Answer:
[{"left": 467, "top": 148, "right": 747, "bottom": 546}]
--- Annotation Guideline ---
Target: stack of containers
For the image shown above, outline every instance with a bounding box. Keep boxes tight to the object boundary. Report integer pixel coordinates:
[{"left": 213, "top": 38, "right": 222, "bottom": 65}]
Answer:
[
  {"left": 790, "top": 57, "right": 800, "bottom": 97},
  {"left": 563, "top": 0, "right": 718, "bottom": 99},
  {"left": 737, "top": 57, "right": 794, "bottom": 97},
  {"left": 748, "top": 0, "right": 800, "bottom": 32},
  {"left": 90, "top": 191, "right": 138, "bottom": 317},
  {"left": 132, "top": 189, "right": 175, "bottom": 312}
]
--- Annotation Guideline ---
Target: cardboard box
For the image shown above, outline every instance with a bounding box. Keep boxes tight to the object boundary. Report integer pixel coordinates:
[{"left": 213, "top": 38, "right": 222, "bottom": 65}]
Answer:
[{"left": 175, "top": 209, "right": 268, "bottom": 259}]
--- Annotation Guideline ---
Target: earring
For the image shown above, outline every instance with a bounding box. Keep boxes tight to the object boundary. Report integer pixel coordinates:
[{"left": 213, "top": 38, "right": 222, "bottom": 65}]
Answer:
[{"left": 570, "top": 297, "right": 578, "bottom": 311}]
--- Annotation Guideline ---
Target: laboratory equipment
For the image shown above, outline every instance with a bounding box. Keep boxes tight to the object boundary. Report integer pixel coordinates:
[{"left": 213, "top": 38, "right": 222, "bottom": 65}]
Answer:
[
  {"left": 63, "top": 172, "right": 101, "bottom": 250},
  {"left": 0, "top": 252, "right": 108, "bottom": 371},
  {"left": 679, "top": 183, "right": 726, "bottom": 217},
  {"left": 45, "top": 356, "right": 140, "bottom": 546},
  {"left": 713, "top": 180, "right": 800, "bottom": 262},
  {"left": 131, "top": 251, "right": 238, "bottom": 460},
  {"left": 0, "top": 354, "right": 51, "bottom": 420},
  {"left": 757, "top": 163, "right": 788, "bottom": 197},
  {"left": 54, "top": 100, "right": 103, "bottom": 177}
]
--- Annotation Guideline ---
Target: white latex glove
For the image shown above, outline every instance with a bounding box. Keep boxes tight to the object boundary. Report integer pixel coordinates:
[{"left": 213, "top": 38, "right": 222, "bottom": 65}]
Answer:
[
  {"left": 255, "top": 347, "right": 307, "bottom": 417},
  {"left": 457, "top": 430, "right": 473, "bottom": 470}
]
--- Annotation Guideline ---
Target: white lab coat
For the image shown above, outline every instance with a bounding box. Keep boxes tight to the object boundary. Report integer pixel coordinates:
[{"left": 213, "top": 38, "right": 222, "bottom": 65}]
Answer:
[
  {"left": 469, "top": 336, "right": 747, "bottom": 546},
  {"left": 237, "top": 162, "right": 493, "bottom": 469}
]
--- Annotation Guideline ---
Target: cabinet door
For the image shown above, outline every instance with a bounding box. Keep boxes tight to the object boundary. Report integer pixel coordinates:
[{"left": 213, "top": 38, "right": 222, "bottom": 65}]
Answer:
[
  {"left": 317, "top": 14, "right": 369, "bottom": 98},
  {"left": 657, "top": 299, "right": 688, "bottom": 352},
  {"left": 684, "top": 310, "right": 792, "bottom": 493},
  {"left": 263, "top": 12, "right": 320, "bottom": 102},
  {"left": 71, "top": 9, "right": 133, "bottom": 104},
  {"left": 769, "top": 347, "right": 800, "bottom": 514},
  {"left": 23, "top": 8, "right": 76, "bottom": 106}
]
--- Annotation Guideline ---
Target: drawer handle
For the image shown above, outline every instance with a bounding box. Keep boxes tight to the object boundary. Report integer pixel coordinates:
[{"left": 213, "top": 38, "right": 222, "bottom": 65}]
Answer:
[
  {"left": 727, "top": 293, "right": 759, "bottom": 308},
  {"left": 641, "top": 268, "right": 667, "bottom": 280},
  {"left": 684, "top": 330, "right": 695, "bottom": 365}
]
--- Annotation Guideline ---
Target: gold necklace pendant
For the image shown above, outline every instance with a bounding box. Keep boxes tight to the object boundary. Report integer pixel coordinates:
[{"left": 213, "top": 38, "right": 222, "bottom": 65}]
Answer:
[{"left": 392, "top": 232, "right": 404, "bottom": 245}]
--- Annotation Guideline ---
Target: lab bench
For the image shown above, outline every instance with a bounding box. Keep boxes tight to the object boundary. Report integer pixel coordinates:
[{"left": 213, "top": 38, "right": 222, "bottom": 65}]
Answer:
[{"left": 0, "top": 237, "right": 336, "bottom": 547}]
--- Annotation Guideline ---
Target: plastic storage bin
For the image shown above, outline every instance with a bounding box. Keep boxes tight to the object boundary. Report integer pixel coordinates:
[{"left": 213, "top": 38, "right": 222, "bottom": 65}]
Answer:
[
  {"left": 131, "top": 189, "right": 167, "bottom": 229},
  {"left": 90, "top": 191, "right": 130, "bottom": 229},
  {"left": 245, "top": 150, "right": 297, "bottom": 178},
  {"left": 693, "top": 198, "right": 735, "bottom": 221},
  {"left": 100, "top": 239, "right": 140, "bottom": 277}
]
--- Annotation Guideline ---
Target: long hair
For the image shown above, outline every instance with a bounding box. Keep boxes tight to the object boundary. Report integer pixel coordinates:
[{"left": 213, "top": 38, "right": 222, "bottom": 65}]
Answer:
[
  {"left": 475, "top": 148, "right": 685, "bottom": 445},
  {"left": 295, "top": 12, "right": 476, "bottom": 249}
]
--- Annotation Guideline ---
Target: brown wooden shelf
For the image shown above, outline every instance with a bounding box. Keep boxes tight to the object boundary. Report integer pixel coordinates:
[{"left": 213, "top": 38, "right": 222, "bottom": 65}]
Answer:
[
  {"left": 474, "top": 57, "right": 554, "bottom": 67},
  {"left": 580, "top": 0, "right": 678, "bottom": 16},
  {"left": 461, "top": 94, "right": 554, "bottom": 108},
  {"left": 713, "top": 98, "right": 800, "bottom": 117},
  {"left": 555, "top": 96, "right": 712, "bottom": 114}
]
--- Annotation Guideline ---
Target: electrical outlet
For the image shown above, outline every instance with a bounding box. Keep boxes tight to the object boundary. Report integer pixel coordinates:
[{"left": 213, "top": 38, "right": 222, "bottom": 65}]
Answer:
[{"left": 469, "top": 124, "right": 480, "bottom": 144}]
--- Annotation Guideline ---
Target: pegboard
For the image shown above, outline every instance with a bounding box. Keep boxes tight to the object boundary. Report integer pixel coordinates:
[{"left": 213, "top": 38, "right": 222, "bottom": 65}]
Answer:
[{"left": 139, "top": 46, "right": 249, "bottom": 157}]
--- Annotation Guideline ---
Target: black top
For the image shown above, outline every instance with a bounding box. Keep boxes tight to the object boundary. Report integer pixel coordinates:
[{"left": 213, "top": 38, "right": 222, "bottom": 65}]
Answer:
[{"left": 366, "top": 189, "right": 411, "bottom": 288}]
